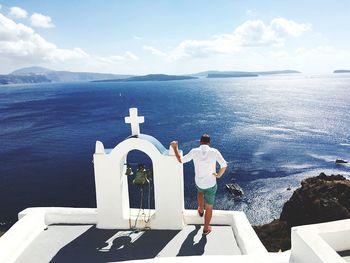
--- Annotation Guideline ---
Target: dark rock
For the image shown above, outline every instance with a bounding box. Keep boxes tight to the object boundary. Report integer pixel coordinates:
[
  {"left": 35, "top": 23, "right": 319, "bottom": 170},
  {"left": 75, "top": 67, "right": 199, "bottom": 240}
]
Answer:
[
  {"left": 254, "top": 173, "right": 350, "bottom": 252},
  {"left": 253, "top": 219, "right": 290, "bottom": 252},
  {"left": 280, "top": 173, "right": 350, "bottom": 226}
]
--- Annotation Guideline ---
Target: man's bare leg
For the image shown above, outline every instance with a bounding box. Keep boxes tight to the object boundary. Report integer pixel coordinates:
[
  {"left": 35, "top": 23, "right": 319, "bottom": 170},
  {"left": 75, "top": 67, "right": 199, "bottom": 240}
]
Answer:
[
  {"left": 197, "top": 192, "right": 204, "bottom": 213},
  {"left": 204, "top": 204, "right": 213, "bottom": 231}
]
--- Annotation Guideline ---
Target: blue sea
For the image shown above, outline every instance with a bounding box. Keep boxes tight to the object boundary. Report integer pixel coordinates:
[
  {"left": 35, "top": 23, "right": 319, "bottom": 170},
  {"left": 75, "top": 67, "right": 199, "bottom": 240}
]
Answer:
[{"left": 1, "top": 74, "right": 350, "bottom": 229}]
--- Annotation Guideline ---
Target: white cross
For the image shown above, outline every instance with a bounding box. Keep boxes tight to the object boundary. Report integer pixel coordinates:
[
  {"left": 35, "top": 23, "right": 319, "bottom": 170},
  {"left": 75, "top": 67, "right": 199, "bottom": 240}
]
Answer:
[{"left": 124, "top": 108, "right": 144, "bottom": 136}]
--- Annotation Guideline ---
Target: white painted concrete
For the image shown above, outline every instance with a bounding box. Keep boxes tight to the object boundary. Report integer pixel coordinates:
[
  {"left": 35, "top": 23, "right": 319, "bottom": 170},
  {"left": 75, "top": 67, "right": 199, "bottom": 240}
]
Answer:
[
  {"left": 183, "top": 209, "right": 267, "bottom": 255},
  {"left": 93, "top": 135, "right": 184, "bottom": 230},
  {"left": 0, "top": 211, "right": 46, "bottom": 263},
  {"left": 19, "top": 207, "right": 98, "bottom": 225},
  {"left": 290, "top": 219, "right": 350, "bottom": 263}
]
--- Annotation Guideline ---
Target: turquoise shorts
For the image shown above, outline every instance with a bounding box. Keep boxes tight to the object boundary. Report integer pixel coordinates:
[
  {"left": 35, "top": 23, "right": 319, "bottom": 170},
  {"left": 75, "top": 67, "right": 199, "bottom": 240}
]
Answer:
[{"left": 196, "top": 184, "right": 217, "bottom": 205}]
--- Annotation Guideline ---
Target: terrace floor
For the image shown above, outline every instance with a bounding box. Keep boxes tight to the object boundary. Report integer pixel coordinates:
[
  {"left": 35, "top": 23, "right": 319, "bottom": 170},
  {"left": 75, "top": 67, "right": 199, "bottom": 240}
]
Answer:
[
  {"left": 15, "top": 224, "right": 241, "bottom": 263},
  {"left": 338, "top": 250, "right": 350, "bottom": 263}
]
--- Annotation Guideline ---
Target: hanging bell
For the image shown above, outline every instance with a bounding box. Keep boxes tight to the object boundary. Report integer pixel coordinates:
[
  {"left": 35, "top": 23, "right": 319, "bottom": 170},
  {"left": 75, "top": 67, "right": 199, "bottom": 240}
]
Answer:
[
  {"left": 125, "top": 165, "right": 133, "bottom": 176},
  {"left": 133, "top": 164, "right": 149, "bottom": 185}
]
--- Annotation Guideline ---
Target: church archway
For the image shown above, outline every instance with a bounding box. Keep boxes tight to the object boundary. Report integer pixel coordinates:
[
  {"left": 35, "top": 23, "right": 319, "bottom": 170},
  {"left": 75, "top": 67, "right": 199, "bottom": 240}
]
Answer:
[
  {"left": 93, "top": 108, "right": 185, "bottom": 229},
  {"left": 125, "top": 150, "right": 155, "bottom": 211}
]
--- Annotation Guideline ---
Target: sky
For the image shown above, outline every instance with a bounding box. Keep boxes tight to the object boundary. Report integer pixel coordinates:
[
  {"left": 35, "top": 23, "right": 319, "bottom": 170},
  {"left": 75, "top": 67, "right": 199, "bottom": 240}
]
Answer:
[{"left": 0, "top": 0, "right": 349, "bottom": 74}]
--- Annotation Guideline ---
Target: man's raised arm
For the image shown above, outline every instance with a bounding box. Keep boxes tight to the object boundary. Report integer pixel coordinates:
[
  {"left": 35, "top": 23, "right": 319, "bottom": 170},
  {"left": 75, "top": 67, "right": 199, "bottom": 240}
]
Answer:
[{"left": 171, "top": 141, "right": 182, "bottom": 163}]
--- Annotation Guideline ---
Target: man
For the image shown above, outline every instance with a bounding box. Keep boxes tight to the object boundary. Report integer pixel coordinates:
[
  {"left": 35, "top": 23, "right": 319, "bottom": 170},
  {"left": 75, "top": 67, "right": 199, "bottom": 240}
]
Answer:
[{"left": 171, "top": 134, "right": 227, "bottom": 235}]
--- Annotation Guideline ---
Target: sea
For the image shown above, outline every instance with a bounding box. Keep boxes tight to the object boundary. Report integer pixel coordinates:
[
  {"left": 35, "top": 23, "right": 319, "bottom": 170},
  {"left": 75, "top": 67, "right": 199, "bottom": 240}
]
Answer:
[{"left": 1, "top": 74, "right": 350, "bottom": 230}]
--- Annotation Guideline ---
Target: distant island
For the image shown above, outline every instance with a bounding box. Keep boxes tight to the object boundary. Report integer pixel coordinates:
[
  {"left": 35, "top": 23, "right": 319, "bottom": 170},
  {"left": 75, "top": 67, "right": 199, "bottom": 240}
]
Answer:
[
  {"left": 194, "top": 70, "right": 301, "bottom": 79},
  {"left": 0, "top": 66, "right": 132, "bottom": 85},
  {"left": 207, "top": 72, "right": 258, "bottom": 78},
  {"left": 92, "top": 74, "right": 197, "bottom": 82},
  {"left": 334, "top": 70, "right": 350, "bottom": 73},
  {"left": 0, "top": 66, "right": 303, "bottom": 86}
]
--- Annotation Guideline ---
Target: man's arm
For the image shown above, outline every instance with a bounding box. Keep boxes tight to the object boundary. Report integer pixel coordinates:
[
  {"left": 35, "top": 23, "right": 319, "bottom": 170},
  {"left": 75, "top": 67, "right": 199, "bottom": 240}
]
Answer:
[
  {"left": 171, "top": 141, "right": 182, "bottom": 163},
  {"left": 213, "top": 150, "right": 228, "bottom": 178},
  {"left": 213, "top": 166, "right": 227, "bottom": 178}
]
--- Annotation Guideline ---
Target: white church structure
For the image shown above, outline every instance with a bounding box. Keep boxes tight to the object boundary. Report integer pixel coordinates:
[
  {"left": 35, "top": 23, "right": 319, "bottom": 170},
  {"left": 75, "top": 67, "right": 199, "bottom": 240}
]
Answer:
[{"left": 0, "top": 108, "right": 349, "bottom": 263}]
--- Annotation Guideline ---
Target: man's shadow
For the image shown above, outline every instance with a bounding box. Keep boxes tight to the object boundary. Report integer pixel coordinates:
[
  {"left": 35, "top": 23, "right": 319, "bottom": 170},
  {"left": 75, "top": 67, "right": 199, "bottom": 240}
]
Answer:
[{"left": 177, "top": 225, "right": 207, "bottom": 256}]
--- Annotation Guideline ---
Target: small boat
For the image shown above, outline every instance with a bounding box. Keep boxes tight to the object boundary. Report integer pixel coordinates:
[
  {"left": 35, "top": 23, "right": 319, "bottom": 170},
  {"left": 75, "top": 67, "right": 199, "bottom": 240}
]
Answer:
[
  {"left": 335, "top": 159, "right": 348, "bottom": 164},
  {"left": 226, "top": 183, "right": 244, "bottom": 196}
]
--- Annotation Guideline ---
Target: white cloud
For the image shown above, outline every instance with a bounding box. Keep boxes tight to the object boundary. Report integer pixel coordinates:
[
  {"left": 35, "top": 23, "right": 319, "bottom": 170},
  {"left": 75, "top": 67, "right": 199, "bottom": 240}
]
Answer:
[
  {"left": 0, "top": 13, "right": 140, "bottom": 73},
  {"left": 0, "top": 13, "right": 87, "bottom": 63},
  {"left": 144, "top": 18, "right": 311, "bottom": 60},
  {"left": 125, "top": 51, "right": 139, "bottom": 60},
  {"left": 270, "top": 18, "right": 311, "bottom": 38},
  {"left": 9, "top": 6, "right": 28, "bottom": 19},
  {"left": 295, "top": 45, "right": 337, "bottom": 56},
  {"left": 30, "top": 13, "right": 54, "bottom": 28},
  {"left": 143, "top": 45, "right": 168, "bottom": 58},
  {"left": 102, "top": 51, "right": 138, "bottom": 62}
]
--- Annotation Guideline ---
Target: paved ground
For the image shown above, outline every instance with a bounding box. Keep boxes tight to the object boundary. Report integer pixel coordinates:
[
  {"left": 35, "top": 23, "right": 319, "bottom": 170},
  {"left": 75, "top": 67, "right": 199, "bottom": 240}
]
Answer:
[
  {"left": 338, "top": 250, "right": 350, "bottom": 263},
  {"left": 15, "top": 224, "right": 241, "bottom": 263}
]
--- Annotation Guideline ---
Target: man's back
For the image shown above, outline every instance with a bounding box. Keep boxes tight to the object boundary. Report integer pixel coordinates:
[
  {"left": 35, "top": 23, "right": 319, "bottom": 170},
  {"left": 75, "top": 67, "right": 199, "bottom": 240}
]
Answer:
[{"left": 182, "top": 144, "right": 227, "bottom": 189}]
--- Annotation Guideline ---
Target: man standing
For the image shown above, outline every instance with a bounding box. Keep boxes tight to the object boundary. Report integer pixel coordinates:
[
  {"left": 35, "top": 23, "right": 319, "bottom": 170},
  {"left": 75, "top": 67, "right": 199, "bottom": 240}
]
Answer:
[{"left": 171, "top": 134, "right": 227, "bottom": 235}]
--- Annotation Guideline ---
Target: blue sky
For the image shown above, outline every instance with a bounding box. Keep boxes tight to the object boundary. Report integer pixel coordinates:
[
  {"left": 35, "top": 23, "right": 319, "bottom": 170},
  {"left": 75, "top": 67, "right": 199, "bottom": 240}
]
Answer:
[{"left": 0, "top": 0, "right": 349, "bottom": 74}]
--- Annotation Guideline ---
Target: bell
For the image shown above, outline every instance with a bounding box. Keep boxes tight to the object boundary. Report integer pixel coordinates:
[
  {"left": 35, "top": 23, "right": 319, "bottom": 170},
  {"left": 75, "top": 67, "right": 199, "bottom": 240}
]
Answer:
[
  {"left": 125, "top": 165, "right": 133, "bottom": 176},
  {"left": 133, "top": 164, "right": 149, "bottom": 185}
]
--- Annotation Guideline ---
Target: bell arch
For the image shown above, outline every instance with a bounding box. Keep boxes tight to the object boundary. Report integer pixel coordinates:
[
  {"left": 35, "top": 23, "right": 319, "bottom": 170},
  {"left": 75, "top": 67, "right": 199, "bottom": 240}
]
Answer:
[{"left": 93, "top": 135, "right": 184, "bottom": 230}]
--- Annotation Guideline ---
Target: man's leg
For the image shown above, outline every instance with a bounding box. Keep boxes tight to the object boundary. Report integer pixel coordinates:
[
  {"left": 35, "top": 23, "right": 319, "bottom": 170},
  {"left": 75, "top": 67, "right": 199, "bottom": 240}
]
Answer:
[
  {"left": 204, "top": 204, "right": 213, "bottom": 232},
  {"left": 203, "top": 184, "right": 217, "bottom": 233},
  {"left": 197, "top": 192, "right": 204, "bottom": 213}
]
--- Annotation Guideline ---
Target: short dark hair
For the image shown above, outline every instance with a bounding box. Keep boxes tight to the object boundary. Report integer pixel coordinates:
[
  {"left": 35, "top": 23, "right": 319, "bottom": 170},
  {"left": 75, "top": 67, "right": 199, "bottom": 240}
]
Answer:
[{"left": 200, "top": 134, "right": 211, "bottom": 144}]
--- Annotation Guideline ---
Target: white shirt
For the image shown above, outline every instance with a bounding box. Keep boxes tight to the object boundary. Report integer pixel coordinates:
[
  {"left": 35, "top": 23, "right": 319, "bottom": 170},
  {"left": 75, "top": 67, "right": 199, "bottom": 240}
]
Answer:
[{"left": 181, "top": 144, "right": 227, "bottom": 189}]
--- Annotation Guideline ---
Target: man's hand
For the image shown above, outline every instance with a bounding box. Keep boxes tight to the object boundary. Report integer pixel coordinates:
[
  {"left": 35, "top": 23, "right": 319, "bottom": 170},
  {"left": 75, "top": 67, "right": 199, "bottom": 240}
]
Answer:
[
  {"left": 170, "top": 141, "right": 178, "bottom": 149},
  {"left": 213, "top": 166, "right": 227, "bottom": 178},
  {"left": 170, "top": 141, "right": 182, "bottom": 163},
  {"left": 213, "top": 172, "right": 221, "bottom": 178}
]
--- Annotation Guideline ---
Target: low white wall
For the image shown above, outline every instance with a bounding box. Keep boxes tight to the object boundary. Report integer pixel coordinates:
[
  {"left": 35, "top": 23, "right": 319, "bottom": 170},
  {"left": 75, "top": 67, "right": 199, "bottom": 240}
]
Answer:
[
  {"left": 289, "top": 219, "right": 350, "bottom": 263},
  {"left": 19, "top": 207, "right": 98, "bottom": 225},
  {"left": 320, "top": 229, "right": 350, "bottom": 252},
  {"left": 317, "top": 219, "right": 350, "bottom": 252},
  {"left": 231, "top": 211, "right": 268, "bottom": 255},
  {"left": 0, "top": 210, "right": 46, "bottom": 263},
  {"left": 0, "top": 207, "right": 98, "bottom": 263}
]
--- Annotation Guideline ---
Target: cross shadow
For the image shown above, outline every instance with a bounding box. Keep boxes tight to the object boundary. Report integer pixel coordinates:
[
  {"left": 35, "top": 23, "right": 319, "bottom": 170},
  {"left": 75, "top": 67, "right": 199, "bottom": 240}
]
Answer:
[
  {"left": 50, "top": 226, "right": 179, "bottom": 263},
  {"left": 177, "top": 225, "right": 207, "bottom": 256}
]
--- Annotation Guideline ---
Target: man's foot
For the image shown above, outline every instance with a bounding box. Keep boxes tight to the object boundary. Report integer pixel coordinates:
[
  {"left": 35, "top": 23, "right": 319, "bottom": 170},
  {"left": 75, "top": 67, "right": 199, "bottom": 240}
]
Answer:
[
  {"left": 202, "top": 225, "right": 212, "bottom": 236},
  {"left": 197, "top": 207, "right": 204, "bottom": 217}
]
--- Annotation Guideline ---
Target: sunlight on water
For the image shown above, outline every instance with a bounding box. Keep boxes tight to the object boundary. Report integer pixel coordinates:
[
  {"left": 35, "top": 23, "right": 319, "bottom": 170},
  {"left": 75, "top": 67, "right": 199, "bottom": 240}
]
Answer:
[{"left": 1, "top": 74, "right": 350, "bottom": 227}]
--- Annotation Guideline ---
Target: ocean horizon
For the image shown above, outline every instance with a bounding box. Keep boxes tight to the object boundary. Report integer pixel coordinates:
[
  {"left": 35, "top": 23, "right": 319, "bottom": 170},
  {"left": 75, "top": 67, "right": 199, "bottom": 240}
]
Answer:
[{"left": 1, "top": 74, "right": 350, "bottom": 230}]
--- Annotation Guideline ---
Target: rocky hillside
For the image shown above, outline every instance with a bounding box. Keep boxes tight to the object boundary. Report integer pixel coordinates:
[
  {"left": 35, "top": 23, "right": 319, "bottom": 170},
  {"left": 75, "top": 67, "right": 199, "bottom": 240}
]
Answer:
[
  {"left": 254, "top": 173, "right": 350, "bottom": 252},
  {"left": 0, "top": 74, "right": 51, "bottom": 85},
  {"left": 0, "top": 66, "right": 133, "bottom": 85}
]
